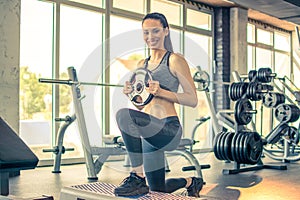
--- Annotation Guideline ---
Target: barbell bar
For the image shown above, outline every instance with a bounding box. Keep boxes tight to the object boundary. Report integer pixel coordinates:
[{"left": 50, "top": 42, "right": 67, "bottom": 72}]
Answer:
[
  {"left": 38, "top": 67, "right": 154, "bottom": 106},
  {"left": 38, "top": 78, "right": 124, "bottom": 87}
]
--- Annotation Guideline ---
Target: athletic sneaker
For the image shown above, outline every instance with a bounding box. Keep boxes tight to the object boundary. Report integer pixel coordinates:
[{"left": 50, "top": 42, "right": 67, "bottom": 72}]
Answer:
[
  {"left": 186, "top": 177, "right": 204, "bottom": 197},
  {"left": 114, "top": 172, "right": 149, "bottom": 196}
]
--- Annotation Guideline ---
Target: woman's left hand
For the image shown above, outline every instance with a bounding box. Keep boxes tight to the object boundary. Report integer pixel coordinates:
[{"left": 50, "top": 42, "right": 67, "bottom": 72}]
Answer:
[{"left": 147, "top": 80, "right": 161, "bottom": 96}]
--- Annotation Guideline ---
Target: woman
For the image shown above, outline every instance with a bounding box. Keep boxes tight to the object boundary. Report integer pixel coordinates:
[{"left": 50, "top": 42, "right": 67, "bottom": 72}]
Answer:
[{"left": 114, "top": 12, "right": 203, "bottom": 197}]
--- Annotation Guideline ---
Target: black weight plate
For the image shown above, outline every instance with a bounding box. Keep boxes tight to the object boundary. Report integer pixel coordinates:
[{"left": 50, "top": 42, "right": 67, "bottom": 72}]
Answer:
[
  {"left": 218, "top": 131, "right": 228, "bottom": 160},
  {"left": 214, "top": 132, "right": 225, "bottom": 160},
  {"left": 234, "top": 99, "right": 253, "bottom": 125},
  {"left": 235, "top": 132, "right": 243, "bottom": 163},
  {"left": 229, "top": 84, "right": 236, "bottom": 101},
  {"left": 248, "top": 70, "right": 257, "bottom": 82},
  {"left": 129, "top": 68, "right": 154, "bottom": 106},
  {"left": 245, "top": 132, "right": 263, "bottom": 164},
  {"left": 231, "top": 133, "right": 239, "bottom": 162},
  {"left": 217, "top": 131, "right": 226, "bottom": 160},
  {"left": 220, "top": 131, "right": 230, "bottom": 161},
  {"left": 239, "top": 132, "right": 248, "bottom": 163},
  {"left": 274, "top": 104, "right": 294, "bottom": 123},
  {"left": 263, "top": 92, "right": 277, "bottom": 108},
  {"left": 213, "top": 132, "right": 222, "bottom": 160},
  {"left": 224, "top": 132, "right": 234, "bottom": 161},
  {"left": 242, "top": 132, "right": 251, "bottom": 163},
  {"left": 243, "top": 132, "right": 252, "bottom": 164}
]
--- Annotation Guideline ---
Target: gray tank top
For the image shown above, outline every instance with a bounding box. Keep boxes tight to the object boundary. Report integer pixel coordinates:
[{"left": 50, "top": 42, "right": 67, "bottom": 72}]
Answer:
[{"left": 144, "top": 51, "right": 179, "bottom": 92}]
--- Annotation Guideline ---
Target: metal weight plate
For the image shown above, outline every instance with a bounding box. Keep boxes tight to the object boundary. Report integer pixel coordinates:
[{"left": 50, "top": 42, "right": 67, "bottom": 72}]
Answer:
[
  {"left": 193, "top": 70, "right": 210, "bottom": 91},
  {"left": 220, "top": 132, "right": 230, "bottom": 160},
  {"left": 218, "top": 131, "right": 228, "bottom": 160},
  {"left": 244, "top": 132, "right": 263, "bottom": 164},
  {"left": 242, "top": 132, "right": 251, "bottom": 163},
  {"left": 231, "top": 133, "right": 239, "bottom": 162},
  {"left": 257, "top": 68, "right": 273, "bottom": 83},
  {"left": 275, "top": 104, "right": 300, "bottom": 123},
  {"left": 216, "top": 131, "right": 225, "bottom": 160},
  {"left": 239, "top": 132, "right": 249, "bottom": 163},
  {"left": 263, "top": 92, "right": 285, "bottom": 108},
  {"left": 234, "top": 99, "right": 254, "bottom": 125},
  {"left": 263, "top": 92, "right": 278, "bottom": 108},
  {"left": 213, "top": 132, "right": 223, "bottom": 160},
  {"left": 248, "top": 70, "right": 257, "bottom": 82},
  {"left": 128, "top": 68, "right": 154, "bottom": 106},
  {"left": 234, "top": 132, "right": 243, "bottom": 163},
  {"left": 224, "top": 132, "right": 234, "bottom": 161}
]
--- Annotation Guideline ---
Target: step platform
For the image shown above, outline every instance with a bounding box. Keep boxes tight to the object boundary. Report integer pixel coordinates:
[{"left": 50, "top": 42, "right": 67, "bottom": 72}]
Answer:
[{"left": 60, "top": 182, "right": 207, "bottom": 200}]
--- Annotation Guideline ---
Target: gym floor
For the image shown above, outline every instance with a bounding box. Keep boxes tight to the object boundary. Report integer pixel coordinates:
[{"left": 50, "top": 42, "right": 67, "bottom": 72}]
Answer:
[{"left": 4, "top": 152, "right": 300, "bottom": 200}]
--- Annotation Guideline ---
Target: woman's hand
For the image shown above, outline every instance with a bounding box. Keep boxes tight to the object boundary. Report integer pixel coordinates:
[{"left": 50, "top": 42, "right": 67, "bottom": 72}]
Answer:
[
  {"left": 146, "top": 80, "right": 161, "bottom": 96},
  {"left": 123, "top": 81, "right": 133, "bottom": 95}
]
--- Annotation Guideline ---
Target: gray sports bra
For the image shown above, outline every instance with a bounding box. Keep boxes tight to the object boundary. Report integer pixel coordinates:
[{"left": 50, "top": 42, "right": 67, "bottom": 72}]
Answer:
[{"left": 144, "top": 51, "right": 179, "bottom": 92}]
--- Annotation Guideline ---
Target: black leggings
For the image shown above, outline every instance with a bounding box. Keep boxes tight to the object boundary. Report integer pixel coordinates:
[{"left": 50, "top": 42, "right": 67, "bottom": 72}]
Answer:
[{"left": 116, "top": 108, "right": 187, "bottom": 193}]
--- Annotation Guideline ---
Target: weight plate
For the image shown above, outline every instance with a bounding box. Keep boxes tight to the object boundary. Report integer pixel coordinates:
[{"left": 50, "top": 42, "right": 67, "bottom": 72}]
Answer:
[
  {"left": 244, "top": 132, "right": 263, "bottom": 164},
  {"left": 224, "top": 132, "right": 234, "bottom": 161},
  {"left": 242, "top": 132, "right": 251, "bottom": 164},
  {"left": 234, "top": 132, "right": 243, "bottom": 163},
  {"left": 231, "top": 133, "right": 239, "bottom": 163},
  {"left": 218, "top": 131, "right": 228, "bottom": 160},
  {"left": 257, "top": 68, "right": 273, "bottom": 83},
  {"left": 220, "top": 131, "right": 230, "bottom": 161},
  {"left": 193, "top": 70, "right": 210, "bottom": 91},
  {"left": 248, "top": 70, "right": 257, "bottom": 82},
  {"left": 213, "top": 132, "right": 223, "bottom": 160},
  {"left": 239, "top": 132, "right": 248, "bottom": 163},
  {"left": 275, "top": 104, "right": 300, "bottom": 123},
  {"left": 128, "top": 68, "right": 154, "bottom": 106},
  {"left": 234, "top": 99, "right": 253, "bottom": 125}
]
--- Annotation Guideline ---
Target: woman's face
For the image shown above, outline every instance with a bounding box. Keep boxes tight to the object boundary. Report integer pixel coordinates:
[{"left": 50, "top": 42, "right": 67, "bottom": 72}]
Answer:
[{"left": 142, "top": 19, "right": 169, "bottom": 50}]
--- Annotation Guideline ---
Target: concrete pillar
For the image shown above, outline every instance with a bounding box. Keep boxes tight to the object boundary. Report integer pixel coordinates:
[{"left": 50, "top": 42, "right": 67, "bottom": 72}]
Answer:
[
  {"left": 0, "top": 0, "right": 21, "bottom": 131},
  {"left": 230, "top": 7, "right": 248, "bottom": 77}
]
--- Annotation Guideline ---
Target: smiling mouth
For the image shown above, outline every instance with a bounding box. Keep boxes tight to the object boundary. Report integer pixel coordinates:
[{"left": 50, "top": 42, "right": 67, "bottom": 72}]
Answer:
[{"left": 148, "top": 40, "right": 158, "bottom": 46}]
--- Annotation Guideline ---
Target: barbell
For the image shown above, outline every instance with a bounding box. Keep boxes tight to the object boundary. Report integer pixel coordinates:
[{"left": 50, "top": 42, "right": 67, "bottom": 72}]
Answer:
[{"left": 39, "top": 68, "right": 154, "bottom": 106}]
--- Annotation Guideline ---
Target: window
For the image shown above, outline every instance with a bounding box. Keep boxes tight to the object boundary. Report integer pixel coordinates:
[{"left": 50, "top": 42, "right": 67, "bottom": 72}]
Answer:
[
  {"left": 256, "top": 47, "right": 273, "bottom": 68},
  {"left": 70, "top": 0, "right": 104, "bottom": 8},
  {"left": 247, "top": 46, "right": 255, "bottom": 71},
  {"left": 184, "top": 32, "right": 213, "bottom": 149},
  {"left": 274, "top": 31, "right": 290, "bottom": 52},
  {"left": 247, "top": 23, "right": 255, "bottom": 43},
  {"left": 187, "top": 8, "right": 211, "bottom": 31},
  {"left": 109, "top": 16, "right": 143, "bottom": 136},
  {"left": 60, "top": 5, "right": 103, "bottom": 149},
  {"left": 257, "top": 28, "right": 273, "bottom": 46},
  {"left": 113, "top": 0, "right": 145, "bottom": 14},
  {"left": 20, "top": 0, "right": 54, "bottom": 159},
  {"left": 151, "top": 0, "right": 182, "bottom": 26}
]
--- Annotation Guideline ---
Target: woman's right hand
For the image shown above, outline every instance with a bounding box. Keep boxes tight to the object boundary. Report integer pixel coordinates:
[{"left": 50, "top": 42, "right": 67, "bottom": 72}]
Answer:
[{"left": 123, "top": 81, "right": 133, "bottom": 95}]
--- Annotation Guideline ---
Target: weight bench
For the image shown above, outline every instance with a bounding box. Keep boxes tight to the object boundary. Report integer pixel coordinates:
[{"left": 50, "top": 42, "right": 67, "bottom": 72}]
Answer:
[
  {"left": 0, "top": 117, "right": 39, "bottom": 196},
  {"left": 103, "top": 134, "right": 210, "bottom": 178}
]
